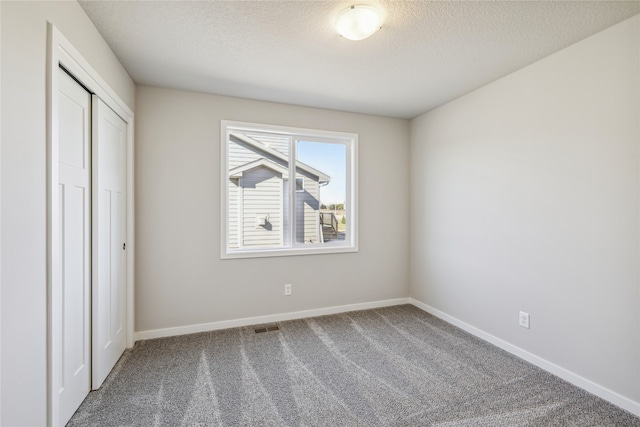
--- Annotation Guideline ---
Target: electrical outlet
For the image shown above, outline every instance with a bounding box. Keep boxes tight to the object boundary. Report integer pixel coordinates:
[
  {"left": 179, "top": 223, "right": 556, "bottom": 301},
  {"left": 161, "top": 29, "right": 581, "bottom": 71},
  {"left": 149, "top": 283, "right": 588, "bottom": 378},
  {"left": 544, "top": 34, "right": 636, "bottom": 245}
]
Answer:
[
  {"left": 519, "top": 311, "right": 530, "bottom": 329},
  {"left": 284, "top": 284, "right": 292, "bottom": 296}
]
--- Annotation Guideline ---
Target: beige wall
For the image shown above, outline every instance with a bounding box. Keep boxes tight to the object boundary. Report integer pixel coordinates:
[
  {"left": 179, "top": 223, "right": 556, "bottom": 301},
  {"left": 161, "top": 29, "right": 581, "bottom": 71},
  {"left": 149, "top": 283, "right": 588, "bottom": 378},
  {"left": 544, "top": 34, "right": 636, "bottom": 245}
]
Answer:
[
  {"left": 0, "top": 2, "right": 134, "bottom": 425},
  {"left": 135, "top": 86, "right": 410, "bottom": 333},
  {"left": 410, "top": 15, "right": 639, "bottom": 405}
]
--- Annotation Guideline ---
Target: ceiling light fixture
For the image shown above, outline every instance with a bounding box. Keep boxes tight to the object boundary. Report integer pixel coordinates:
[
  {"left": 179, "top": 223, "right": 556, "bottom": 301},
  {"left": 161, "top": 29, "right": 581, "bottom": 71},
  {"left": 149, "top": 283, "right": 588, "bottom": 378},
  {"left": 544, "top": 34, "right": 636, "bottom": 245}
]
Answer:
[{"left": 336, "top": 5, "right": 382, "bottom": 41}]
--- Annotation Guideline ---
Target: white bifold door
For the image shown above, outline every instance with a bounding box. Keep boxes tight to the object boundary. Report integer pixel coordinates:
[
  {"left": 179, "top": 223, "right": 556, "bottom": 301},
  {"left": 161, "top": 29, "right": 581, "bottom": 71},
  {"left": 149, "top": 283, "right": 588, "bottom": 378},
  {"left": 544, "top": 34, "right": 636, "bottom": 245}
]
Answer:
[
  {"left": 91, "top": 95, "right": 128, "bottom": 389},
  {"left": 55, "top": 67, "right": 127, "bottom": 426},
  {"left": 56, "top": 67, "right": 92, "bottom": 426}
]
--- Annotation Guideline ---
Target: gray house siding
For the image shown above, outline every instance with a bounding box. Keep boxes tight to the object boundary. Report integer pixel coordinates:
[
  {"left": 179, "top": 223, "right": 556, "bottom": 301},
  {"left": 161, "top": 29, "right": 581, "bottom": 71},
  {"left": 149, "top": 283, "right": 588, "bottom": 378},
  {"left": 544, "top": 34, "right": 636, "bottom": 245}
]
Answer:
[
  {"left": 296, "top": 174, "right": 321, "bottom": 244},
  {"left": 240, "top": 167, "right": 283, "bottom": 247},
  {"left": 229, "top": 178, "right": 239, "bottom": 248},
  {"left": 244, "top": 132, "right": 289, "bottom": 156}
]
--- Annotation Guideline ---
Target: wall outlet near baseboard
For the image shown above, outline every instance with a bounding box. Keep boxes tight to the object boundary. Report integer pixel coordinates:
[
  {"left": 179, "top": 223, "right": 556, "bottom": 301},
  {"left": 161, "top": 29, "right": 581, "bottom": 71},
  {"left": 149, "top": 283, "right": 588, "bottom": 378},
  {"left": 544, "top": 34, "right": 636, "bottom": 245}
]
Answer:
[
  {"left": 519, "top": 311, "right": 530, "bottom": 329},
  {"left": 284, "top": 284, "right": 292, "bottom": 296}
]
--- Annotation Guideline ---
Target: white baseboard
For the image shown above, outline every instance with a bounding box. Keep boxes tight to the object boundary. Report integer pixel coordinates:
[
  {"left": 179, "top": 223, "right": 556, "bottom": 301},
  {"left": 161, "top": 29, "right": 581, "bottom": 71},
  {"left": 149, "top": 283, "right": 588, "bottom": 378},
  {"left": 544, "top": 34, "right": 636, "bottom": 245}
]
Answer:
[
  {"left": 135, "top": 297, "right": 411, "bottom": 342},
  {"left": 409, "top": 298, "right": 640, "bottom": 417}
]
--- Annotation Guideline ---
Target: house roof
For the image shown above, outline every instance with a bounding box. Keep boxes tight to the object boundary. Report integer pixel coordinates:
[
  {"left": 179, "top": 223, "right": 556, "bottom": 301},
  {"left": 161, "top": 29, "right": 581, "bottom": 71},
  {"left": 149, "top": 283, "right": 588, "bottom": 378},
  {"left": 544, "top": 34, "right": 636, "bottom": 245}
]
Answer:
[
  {"left": 230, "top": 133, "right": 331, "bottom": 184},
  {"left": 229, "top": 158, "right": 289, "bottom": 179}
]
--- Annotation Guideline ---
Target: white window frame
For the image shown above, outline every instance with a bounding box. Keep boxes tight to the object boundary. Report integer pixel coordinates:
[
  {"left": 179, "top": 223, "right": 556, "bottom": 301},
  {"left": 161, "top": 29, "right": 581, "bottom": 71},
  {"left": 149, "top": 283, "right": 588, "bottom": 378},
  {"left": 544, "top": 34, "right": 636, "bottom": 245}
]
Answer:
[{"left": 221, "top": 120, "right": 358, "bottom": 259}]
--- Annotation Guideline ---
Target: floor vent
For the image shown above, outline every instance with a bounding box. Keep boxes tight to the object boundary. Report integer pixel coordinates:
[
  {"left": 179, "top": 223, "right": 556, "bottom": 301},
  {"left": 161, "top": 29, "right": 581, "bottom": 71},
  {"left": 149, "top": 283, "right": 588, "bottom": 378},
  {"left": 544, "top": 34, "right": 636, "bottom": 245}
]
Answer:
[{"left": 254, "top": 325, "right": 280, "bottom": 334}]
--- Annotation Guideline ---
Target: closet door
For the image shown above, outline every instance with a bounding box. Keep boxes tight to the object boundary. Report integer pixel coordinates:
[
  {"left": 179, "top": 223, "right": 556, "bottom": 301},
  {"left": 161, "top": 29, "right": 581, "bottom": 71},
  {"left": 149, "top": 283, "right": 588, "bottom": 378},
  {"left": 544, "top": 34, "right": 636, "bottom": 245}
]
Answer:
[
  {"left": 56, "top": 67, "right": 92, "bottom": 425},
  {"left": 92, "top": 96, "right": 127, "bottom": 389}
]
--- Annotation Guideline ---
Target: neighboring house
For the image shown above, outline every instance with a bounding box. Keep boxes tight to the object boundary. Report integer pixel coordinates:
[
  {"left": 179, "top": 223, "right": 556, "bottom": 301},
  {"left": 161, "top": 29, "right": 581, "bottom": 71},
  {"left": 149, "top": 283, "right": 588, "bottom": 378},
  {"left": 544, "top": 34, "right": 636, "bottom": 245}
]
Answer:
[{"left": 228, "top": 132, "right": 331, "bottom": 248}]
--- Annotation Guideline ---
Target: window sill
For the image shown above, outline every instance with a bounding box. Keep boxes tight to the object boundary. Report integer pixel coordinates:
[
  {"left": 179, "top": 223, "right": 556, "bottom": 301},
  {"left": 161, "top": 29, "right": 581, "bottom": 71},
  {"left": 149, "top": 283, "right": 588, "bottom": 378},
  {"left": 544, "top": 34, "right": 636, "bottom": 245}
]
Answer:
[{"left": 221, "top": 244, "right": 358, "bottom": 260}]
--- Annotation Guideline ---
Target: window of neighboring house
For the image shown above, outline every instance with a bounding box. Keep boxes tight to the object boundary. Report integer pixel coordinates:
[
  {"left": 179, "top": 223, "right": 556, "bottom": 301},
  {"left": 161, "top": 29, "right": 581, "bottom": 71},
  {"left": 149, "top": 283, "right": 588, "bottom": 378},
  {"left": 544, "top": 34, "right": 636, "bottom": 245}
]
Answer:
[{"left": 221, "top": 120, "right": 358, "bottom": 259}]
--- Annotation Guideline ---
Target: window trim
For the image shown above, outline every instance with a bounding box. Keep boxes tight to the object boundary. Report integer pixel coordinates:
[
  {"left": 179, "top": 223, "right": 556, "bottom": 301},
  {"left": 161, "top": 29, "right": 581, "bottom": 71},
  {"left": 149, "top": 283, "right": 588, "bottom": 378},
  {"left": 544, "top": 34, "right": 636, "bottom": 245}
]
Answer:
[{"left": 220, "top": 120, "right": 358, "bottom": 259}]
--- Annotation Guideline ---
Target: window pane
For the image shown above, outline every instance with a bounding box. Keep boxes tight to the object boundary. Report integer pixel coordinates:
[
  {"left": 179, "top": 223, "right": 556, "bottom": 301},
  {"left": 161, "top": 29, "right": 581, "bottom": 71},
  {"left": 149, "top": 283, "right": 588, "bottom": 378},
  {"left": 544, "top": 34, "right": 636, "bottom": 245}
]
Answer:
[
  {"left": 295, "top": 140, "right": 347, "bottom": 244},
  {"left": 227, "top": 131, "right": 290, "bottom": 249}
]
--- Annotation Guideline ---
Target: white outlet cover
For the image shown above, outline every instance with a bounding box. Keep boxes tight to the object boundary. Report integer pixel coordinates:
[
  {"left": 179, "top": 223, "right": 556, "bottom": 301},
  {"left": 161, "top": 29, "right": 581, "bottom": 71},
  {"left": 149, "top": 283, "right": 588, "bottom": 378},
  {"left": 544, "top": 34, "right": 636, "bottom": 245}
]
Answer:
[{"left": 519, "top": 311, "right": 530, "bottom": 329}]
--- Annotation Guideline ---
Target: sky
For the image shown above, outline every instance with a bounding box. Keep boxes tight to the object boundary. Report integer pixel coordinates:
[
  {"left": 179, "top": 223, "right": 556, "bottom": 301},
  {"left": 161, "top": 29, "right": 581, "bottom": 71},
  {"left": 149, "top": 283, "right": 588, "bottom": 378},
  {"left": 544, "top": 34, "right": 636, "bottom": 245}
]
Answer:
[{"left": 296, "top": 140, "right": 346, "bottom": 205}]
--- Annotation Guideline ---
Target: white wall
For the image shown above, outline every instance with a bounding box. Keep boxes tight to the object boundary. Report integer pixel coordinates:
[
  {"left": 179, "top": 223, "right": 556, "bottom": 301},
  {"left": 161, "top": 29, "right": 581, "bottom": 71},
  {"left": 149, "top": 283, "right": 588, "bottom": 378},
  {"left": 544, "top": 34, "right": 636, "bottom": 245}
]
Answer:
[
  {"left": 410, "top": 14, "right": 639, "bottom": 409},
  {"left": 0, "top": 2, "right": 134, "bottom": 425},
  {"left": 135, "top": 86, "right": 410, "bottom": 333}
]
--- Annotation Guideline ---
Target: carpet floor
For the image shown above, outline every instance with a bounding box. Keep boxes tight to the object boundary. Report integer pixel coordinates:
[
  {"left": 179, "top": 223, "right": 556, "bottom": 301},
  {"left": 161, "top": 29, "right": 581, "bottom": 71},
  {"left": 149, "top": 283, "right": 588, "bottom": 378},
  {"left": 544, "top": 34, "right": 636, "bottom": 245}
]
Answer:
[{"left": 68, "top": 305, "right": 640, "bottom": 426}]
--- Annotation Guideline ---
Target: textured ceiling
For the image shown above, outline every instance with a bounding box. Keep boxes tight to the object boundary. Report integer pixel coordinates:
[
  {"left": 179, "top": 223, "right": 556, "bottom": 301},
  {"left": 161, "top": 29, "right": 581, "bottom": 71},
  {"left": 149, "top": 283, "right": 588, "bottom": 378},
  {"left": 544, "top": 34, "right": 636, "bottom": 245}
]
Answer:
[{"left": 79, "top": 1, "right": 639, "bottom": 119}]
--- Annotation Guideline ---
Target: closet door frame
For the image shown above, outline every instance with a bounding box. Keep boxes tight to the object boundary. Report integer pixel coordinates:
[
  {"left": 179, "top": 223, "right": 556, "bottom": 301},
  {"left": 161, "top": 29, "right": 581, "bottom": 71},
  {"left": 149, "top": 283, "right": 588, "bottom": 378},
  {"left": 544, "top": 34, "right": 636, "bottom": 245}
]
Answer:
[{"left": 46, "top": 23, "right": 135, "bottom": 427}]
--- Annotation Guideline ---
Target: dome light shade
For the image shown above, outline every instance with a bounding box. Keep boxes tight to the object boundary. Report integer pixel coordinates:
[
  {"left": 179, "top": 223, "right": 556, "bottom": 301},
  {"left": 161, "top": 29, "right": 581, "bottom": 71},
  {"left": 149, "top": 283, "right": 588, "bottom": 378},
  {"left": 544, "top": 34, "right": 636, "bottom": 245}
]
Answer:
[{"left": 336, "top": 5, "right": 382, "bottom": 41}]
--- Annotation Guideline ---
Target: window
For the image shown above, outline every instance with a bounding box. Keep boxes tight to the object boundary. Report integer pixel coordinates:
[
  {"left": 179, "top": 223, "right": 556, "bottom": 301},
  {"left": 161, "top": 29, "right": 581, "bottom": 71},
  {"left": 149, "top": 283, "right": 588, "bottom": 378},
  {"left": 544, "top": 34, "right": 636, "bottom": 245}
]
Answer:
[{"left": 221, "top": 121, "right": 358, "bottom": 259}]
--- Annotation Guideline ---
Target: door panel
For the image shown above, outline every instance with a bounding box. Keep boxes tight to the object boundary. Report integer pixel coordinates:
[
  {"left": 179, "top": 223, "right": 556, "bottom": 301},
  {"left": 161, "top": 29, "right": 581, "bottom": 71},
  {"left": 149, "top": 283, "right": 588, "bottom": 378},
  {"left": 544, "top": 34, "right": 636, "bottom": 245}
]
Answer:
[
  {"left": 92, "top": 96, "right": 127, "bottom": 389},
  {"left": 112, "top": 190, "right": 126, "bottom": 336},
  {"left": 64, "top": 185, "right": 88, "bottom": 375},
  {"left": 56, "top": 67, "right": 91, "bottom": 426}
]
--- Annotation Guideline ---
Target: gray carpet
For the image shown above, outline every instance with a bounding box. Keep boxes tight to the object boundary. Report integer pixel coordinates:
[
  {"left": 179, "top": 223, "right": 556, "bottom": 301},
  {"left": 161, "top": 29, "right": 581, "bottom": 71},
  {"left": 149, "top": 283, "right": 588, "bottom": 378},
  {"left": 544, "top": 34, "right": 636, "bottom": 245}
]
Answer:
[{"left": 68, "top": 305, "right": 640, "bottom": 426}]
